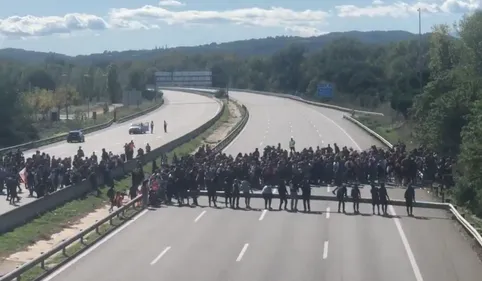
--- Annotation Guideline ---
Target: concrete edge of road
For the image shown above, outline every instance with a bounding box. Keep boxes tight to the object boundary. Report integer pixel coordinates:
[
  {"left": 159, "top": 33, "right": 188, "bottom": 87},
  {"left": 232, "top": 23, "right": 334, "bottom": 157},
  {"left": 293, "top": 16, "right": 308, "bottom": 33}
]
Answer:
[
  {"left": 342, "top": 114, "right": 482, "bottom": 248},
  {"left": 0, "top": 91, "right": 223, "bottom": 235},
  {"left": 166, "top": 86, "right": 385, "bottom": 116},
  {"left": 0, "top": 99, "right": 166, "bottom": 154},
  {"left": 0, "top": 92, "right": 251, "bottom": 281}
]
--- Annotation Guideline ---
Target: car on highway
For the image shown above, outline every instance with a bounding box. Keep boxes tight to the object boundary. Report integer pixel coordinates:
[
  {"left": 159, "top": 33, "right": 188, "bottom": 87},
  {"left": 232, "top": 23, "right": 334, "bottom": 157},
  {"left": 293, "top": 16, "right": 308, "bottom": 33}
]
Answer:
[
  {"left": 66, "top": 130, "right": 85, "bottom": 143},
  {"left": 129, "top": 122, "right": 150, "bottom": 134}
]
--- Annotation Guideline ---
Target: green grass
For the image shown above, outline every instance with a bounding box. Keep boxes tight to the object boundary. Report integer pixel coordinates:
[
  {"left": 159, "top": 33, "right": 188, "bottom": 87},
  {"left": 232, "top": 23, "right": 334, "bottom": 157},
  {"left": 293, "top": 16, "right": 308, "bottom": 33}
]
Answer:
[
  {"left": 17, "top": 207, "right": 140, "bottom": 281},
  {"left": 0, "top": 100, "right": 231, "bottom": 280},
  {"left": 355, "top": 115, "right": 419, "bottom": 151},
  {"left": 34, "top": 100, "right": 163, "bottom": 139}
]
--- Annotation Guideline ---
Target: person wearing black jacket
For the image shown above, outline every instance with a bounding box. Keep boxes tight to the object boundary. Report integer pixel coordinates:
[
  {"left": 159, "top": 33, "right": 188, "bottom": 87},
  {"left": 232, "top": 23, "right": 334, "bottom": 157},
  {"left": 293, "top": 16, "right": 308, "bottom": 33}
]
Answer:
[
  {"left": 301, "top": 179, "right": 311, "bottom": 212},
  {"left": 370, "top": 184, "right": 380, "bottom": 215},
  {"left": 278, "top": 179, "right": 288, "bottom": 210},
  {"left": 404, "top": 183, "right": 416, "bottom": 216},
  {"left": 379, "top": 183, "right": 390, "bottom": 215},
  {"left": 351, "top": 184, "right": 361, "bottom": 214},
  {"left": 332, "top": 184, "right": 347, "bottom": 213}
]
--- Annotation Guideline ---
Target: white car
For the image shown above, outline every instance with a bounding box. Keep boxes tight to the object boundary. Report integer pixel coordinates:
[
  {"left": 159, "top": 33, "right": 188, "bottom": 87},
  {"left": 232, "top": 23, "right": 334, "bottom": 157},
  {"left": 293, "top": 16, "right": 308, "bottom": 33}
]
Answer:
[{"left": 129, "top": 122, "right": 149, "bottom": 134}]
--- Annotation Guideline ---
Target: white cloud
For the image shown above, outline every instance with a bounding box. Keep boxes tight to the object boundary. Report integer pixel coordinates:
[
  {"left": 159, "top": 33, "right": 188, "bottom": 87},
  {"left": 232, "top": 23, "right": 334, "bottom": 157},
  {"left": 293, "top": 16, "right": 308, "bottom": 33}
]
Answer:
[
  {"left": 336, "top": 0, "right": 480, "bottom": 18},
  {"left": 0, "top": 13, "right": 109, "bottom": 38},
  {"left": 285, "top": 26, "right": 326, "bottom": 37},
  {"left": 158, "top": 0, "right": 185, "bottom": 7},
  {"left": 0, "top": 1, "right": 477, "bottom": 39},
  {"left": 108, "top": 5, "right": 330, "bottom": 35}
]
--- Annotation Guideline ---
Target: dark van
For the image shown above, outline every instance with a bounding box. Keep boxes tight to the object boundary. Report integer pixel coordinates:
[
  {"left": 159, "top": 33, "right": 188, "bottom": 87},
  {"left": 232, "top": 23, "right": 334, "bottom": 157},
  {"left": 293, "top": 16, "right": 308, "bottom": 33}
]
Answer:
[{"left": 67, "top": 130, "right": 85, "bottom": 143}]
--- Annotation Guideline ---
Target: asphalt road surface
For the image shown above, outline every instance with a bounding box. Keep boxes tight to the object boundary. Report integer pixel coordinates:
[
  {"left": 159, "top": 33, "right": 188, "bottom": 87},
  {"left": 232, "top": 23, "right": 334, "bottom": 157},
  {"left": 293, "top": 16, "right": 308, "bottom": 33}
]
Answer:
[
  {"left": 222, "top": 91, "right": 435, "bottom": 202},
  {"left": 43, "top": 197, "right": 482, "bottom": 281},
  {"left": 0, "top": 90, "right": 220, "bottom": 213},
  {"left": 223, "top": 91, "right": 385, "bottom": 155},
  {"left": 42, "top": 90, "right": 482, "bottom": 281}
]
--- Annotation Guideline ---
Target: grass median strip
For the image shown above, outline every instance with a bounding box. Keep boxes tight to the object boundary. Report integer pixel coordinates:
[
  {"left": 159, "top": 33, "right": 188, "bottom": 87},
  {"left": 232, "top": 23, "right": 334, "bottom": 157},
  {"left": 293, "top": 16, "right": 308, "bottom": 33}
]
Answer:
[
  {"left": 18, "top": 206, "right": 141, "bottom": 281},
  {"left": 0, "top": 100, "right": 230, "bottom": 279}
]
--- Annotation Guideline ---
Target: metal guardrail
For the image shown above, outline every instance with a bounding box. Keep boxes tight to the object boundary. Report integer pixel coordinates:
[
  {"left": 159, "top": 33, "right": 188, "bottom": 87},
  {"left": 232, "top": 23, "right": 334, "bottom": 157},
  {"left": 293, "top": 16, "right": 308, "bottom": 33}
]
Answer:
[
  {"left": 165, "top": 86, "right": 384, "bottom": 116},
  {"left": 0, "top": 96, "right": 218, "bottom": 235},
  {"left": 342, "top": 114, "right": 482, "bottom": 247},
  {"left": 0, "top": 196, "right": 144, "bottom": 281},
  {"left": 0, "top": 100, "right": 165, "bottom": 154},
  {"left": 0, "top": 91, "right": 226, "bottom": 281},
  {"left": 212, "top": 100, "right": 249, "bottom": 154}
]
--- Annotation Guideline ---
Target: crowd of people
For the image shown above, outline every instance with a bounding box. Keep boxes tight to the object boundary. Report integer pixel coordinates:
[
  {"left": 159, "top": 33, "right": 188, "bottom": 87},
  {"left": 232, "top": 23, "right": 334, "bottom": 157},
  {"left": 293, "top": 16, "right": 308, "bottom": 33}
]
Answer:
[
  {"left": 0, "top": 140, "right": 156, "bottom": 205},
  {"left": 0, "top": 133, "right": 454, "bottom": 217},
  {"left": 144, "top": 140, "right": 454, "bottom": 216}
]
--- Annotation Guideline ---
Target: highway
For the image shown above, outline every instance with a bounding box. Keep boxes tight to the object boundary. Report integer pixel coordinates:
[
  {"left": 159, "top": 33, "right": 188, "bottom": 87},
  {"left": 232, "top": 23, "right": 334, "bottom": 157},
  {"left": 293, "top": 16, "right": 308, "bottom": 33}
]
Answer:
[
  {"left": 0, "top": 90, "right": 220, "bottom": 213},
  {"left": 41, "top": 90, "right": 482, "bottom": 281}
]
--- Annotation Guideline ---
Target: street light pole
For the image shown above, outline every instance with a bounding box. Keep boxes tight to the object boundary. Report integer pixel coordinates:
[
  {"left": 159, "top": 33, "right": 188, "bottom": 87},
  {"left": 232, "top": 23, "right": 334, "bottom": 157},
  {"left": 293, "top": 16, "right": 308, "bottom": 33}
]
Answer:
[{"left": 418, "top": 8, "right": 423, "bottom": 96}]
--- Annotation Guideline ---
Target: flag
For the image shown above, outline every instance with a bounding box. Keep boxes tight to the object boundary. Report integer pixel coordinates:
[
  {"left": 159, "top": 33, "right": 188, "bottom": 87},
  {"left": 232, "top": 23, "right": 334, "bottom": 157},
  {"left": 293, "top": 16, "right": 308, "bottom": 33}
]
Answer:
[{"left": 19, "top": 167, "right": 27, "bottom": 185}]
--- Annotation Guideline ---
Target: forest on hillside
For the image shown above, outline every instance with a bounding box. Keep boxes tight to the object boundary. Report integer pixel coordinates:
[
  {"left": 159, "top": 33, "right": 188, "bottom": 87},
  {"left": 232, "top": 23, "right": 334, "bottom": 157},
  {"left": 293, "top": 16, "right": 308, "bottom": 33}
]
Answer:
[
  {"left": 1, "top": 11, "right": 482, "bottom": 215},
  {"left": 0, "top": 31, "right": 430, "bottom": 147}
]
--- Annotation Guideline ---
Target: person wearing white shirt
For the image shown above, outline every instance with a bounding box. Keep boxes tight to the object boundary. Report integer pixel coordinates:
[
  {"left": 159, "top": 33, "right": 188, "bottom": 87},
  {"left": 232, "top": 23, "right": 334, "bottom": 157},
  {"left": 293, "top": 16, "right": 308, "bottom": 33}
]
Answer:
[{"left": 261, "top": 184, "right": 273, "bottom": 209}]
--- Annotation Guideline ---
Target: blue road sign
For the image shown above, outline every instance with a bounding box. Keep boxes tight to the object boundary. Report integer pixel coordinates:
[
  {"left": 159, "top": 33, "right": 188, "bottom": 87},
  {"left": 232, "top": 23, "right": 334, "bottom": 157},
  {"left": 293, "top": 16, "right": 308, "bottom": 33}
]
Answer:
[{"left": 317, "top": 83, "right": 334, "bottom": 98}]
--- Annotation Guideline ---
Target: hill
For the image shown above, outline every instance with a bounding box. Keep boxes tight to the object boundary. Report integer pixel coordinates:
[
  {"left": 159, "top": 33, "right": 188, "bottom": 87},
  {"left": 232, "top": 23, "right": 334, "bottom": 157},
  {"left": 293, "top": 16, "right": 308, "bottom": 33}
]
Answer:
[{"left": 0, "top": 30, "right": 426, "bottom": 64}]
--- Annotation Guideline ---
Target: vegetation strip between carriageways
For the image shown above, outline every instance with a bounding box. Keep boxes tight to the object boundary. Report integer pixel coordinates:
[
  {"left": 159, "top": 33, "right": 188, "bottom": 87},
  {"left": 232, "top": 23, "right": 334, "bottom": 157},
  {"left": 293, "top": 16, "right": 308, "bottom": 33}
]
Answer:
[
  {"left": 342, "top": 114, "right": 482, "bottom": 248},
  {"left": 0, "top": 92, "right": 221, "bottom": 234},
  {"left": 0, "top": 93, "right": 248, "bottom": 281},
  {"left": 0, "top": 99, "right": 165, "bottom": 154}
]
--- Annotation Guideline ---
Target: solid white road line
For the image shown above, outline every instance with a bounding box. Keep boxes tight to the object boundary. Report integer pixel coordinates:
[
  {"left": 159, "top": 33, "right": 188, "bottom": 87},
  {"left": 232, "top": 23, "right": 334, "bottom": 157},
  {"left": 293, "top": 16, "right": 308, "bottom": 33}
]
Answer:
[
  {"left": 236, "top": 243, "right": 249, "bottom": 262},
  {"left": 323, "top": 241, "right": 329, "bottom": 259},
  {"left": 326, "top": 207, "right": 330, "bottom": 219},
  {"left": 150, "top": 246, "right": 172, "bottom": 265},
  {"left": 194, "top": 210, "right": 206, "bottom": 222},
  {"left": 43, "top": 209, "right": 149, "bottom": 281},
  {"left": 389, "top": 206, "right": 424, "bottom": 281},
  {"left": 259, "top": 209, "right": 267, "bottom": 221}
]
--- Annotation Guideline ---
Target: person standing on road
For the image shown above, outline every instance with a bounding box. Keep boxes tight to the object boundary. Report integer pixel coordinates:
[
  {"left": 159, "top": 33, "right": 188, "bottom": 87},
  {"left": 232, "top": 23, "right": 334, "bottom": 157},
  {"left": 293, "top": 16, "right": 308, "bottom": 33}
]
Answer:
[
  {"left": 332, "top": 184, "right": 347, "bottom": 213},
  {"left": 7, "top": 175, "right": 19, "bottom": 205},
  {"left": 370, "top": 183, "right": 380, "bottom": 215},
  {"left": 261, "top": 184, "right": 273, "bottom": 209},
  {"left": 351, "top": 183, "right": 361, "bottom": 214},
  {"left": 301, "top": 178, "right": 311, "bottom": 212},
  {"left": 404, "top": 183, "right": 415, "bottom": 216},
  {"left": 231, "top": 179, "right": 240, "bottom": 208},
  {"left": 379, "top": 182, "right": 390, "bottom": 215},
  {"left": 289, "top": 137, "right": 296, "bottom": 153},
  {"left": 241, "top": 178, "right": 252, "bottom": 209},
  {"left": 150, "top": 121, "right": 154, "bottom": 134},
  {"left": 278, "top": 179, "right": 288, "bottom": 210},
  {"left": 223, "top": 177, "right": 232, "bottom": 208},
  {"left": 164, "top": 120, "right": 168, "bottom": 133}
]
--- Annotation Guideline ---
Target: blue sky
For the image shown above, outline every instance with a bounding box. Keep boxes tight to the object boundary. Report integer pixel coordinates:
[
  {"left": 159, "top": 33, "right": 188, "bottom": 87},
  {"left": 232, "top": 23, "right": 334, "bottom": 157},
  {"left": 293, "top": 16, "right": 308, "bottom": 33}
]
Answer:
[{"left": 0, "top": 0, "right": 478, "bottom": 55}]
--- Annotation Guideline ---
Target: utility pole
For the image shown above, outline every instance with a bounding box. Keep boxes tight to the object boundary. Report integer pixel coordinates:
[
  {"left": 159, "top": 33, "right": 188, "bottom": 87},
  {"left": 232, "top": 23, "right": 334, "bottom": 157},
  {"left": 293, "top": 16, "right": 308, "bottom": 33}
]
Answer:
[{"left": 418, "top": 8, "right": 423, "bottom": 95}]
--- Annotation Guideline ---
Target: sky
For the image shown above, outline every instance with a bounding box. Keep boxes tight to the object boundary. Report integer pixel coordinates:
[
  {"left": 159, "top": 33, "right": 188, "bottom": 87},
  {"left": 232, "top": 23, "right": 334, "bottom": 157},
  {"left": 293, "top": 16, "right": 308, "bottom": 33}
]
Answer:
[{"left": 0, "top": 0, "right": 478, "bottom": 56}]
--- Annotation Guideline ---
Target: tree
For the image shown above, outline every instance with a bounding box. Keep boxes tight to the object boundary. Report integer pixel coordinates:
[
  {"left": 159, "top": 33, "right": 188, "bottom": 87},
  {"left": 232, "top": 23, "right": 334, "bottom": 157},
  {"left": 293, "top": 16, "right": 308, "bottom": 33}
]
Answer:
[
  {"left": 53, "top": 86, "right": 80, "bottom": 120},
  {"left": 107, "top": 64, "right": 122, "bottom": 103},
  {"left": 24, "top": 69, "right": 56, "bottom": 90},
  {"left": 128, "top": 69, "right": 146, "bottom": 91}
]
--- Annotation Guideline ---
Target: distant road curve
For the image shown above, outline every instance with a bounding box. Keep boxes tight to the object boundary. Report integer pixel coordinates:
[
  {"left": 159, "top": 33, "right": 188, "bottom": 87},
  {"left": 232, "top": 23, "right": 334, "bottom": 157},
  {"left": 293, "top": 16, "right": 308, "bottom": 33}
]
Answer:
[{"left": 0, "top": 90, "right": 220, "bottom": 214}]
